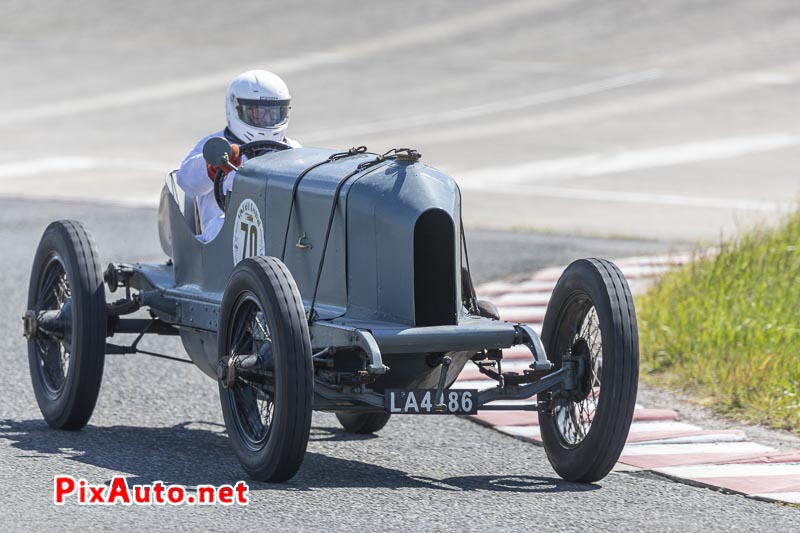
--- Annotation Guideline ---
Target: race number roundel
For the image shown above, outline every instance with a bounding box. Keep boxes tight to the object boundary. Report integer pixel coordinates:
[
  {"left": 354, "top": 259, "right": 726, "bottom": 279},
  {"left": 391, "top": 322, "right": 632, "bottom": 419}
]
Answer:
[{"left": 232, "top": 199, "right": 266, "bottom": 264}]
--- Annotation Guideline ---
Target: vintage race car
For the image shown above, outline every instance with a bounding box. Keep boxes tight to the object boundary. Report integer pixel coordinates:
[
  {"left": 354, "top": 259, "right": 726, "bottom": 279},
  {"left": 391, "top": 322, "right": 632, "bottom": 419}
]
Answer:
[{"left": 23, "top": 138, "right": 639, "bottom": 483}]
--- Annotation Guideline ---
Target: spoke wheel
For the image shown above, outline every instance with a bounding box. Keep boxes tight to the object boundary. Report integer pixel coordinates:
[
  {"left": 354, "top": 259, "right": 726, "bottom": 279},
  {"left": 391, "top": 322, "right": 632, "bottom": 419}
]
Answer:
[
  {"left": 33, "top": 255, "right": 72, "bottom": 398},
  {"left": 26, "top": 221, "right": 106, "bottom": 430},
  {"left": 218, "top": 257, "right": 312, "bottom": 482},
  {"left": 551, "top": 306, "right": 602, "bottom": 448},
  {"left": 538, "top": 258, "right": 638, "bottom": 483},
  {"left": 226, "top": 298, "right": 276, "bottom": 450}
]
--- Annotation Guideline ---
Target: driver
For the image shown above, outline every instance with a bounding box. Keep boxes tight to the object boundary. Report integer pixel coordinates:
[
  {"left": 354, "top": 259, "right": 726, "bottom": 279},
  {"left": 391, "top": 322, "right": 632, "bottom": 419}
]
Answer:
[{"left": 177, "top": 70, "right": 301, "bottom": 242}]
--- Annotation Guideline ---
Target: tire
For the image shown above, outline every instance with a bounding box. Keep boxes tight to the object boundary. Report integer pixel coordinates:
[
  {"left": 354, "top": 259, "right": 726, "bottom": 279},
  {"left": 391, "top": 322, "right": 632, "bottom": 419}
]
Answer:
[
  {"left": 537, "top": 258, "right": 638, "bottom": 483},
  {"left": 336, "top": 412, "right": 391, "bottom": 434},
  {"left": 26, "top": 221, "right": 106, "bottom": 430},
  {"left": 218, "top": 256, "right": 313, "bottom": 482}
]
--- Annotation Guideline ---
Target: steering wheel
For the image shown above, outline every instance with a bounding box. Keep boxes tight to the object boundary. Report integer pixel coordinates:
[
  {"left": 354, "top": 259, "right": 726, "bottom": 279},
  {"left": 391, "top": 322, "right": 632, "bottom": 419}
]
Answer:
[
  {"left": 239, "top": 139, "right": 292, "bottom": 158},
  {"left": 213, "top": 139, "right": 292, "bottom": 210}
]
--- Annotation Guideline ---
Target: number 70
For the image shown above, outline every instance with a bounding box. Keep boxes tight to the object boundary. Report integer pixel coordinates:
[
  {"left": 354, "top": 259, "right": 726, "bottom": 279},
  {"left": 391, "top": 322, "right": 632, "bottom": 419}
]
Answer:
[{"left": 240, "top": 222, "right": 259, "bottom": 261}]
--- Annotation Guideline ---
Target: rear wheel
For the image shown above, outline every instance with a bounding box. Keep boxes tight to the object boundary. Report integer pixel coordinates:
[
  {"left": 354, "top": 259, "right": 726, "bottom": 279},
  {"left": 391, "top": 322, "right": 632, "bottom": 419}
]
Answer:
[
  {"left": 25, "top": 221, "right": 106, "bottom": 430},
  {"left": 218, "top": 257, "right": 312, "bottom": 482},
  {"left": 538, "top": 258, "right": 638, "bottom": 483},
  {"left": 336, "top": 412, "right": 391, "bottom": 434}
]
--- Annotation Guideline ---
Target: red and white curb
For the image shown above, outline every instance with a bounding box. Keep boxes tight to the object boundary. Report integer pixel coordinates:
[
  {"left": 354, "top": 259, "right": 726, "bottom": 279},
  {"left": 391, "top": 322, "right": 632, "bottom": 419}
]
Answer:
[{"left": 460, "top": 253, "right": 800, "bottom": 505}]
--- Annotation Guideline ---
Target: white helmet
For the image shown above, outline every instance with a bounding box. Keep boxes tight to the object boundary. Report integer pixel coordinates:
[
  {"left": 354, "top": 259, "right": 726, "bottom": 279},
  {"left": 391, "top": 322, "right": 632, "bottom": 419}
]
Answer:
[{"left": 225, "top": 70, "right": 291, "bottom": 143}]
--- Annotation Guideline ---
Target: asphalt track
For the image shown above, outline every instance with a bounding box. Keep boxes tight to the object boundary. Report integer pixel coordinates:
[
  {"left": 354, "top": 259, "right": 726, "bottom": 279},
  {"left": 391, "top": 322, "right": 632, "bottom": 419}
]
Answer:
[
  {"left": 2, "top": 200, "right": 799, "bottom": 531},
  {"left": 2, "top": 0, "right": 800, "bottom": 529},
  {"left": 1, "top": 0, "right": 798, "bottom": 242}
]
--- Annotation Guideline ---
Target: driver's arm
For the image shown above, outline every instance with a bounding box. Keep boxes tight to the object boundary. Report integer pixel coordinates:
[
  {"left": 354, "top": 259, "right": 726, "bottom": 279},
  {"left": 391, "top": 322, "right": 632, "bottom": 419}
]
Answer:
[
  {"left": 177, "top": 136, "right": 242, "bottom": 198},
  {"left": 176, "top": 153, "right": 213, "bottom": 197},
  {"left": 176, "top": 136, "right": 214, "bottom": 197}
]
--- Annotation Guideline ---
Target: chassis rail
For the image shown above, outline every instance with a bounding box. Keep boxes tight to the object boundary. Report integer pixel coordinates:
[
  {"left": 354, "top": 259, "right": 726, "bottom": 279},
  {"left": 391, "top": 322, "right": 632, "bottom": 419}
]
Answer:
[{"left": 84, "top": 262, "right": 580, "bottom": 414}]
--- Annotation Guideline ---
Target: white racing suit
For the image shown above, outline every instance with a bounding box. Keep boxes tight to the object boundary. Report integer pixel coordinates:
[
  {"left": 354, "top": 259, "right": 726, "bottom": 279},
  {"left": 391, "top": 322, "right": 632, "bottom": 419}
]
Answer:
[{"left": 176, "top": 129, "right": 301, "bottom": 242}]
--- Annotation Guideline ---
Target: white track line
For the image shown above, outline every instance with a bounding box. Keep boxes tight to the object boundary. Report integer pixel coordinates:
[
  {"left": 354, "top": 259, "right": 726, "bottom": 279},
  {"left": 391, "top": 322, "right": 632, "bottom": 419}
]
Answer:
[
  {"left": 0, "top": 157, "right": 171, "bottom": 180},
  {"left": 301, "top": 69, "right": 662, "bottom": 143},
  {"left": 0, "top": 193, "right": 161, "bottom": 209},
  {"left": 497, "top": 304, "right": 547, "bottom": 316},
  {"left": 628, "top": 433, "right": 748, "bottom": 445},
  {"left": 0, "top": 0, "right": 562, "bottom": 127},
  {"left": 412, "top": 66, "right": 800, "bottom": 145},
  {"left": 621, "top": 442, "right": 773, "bottom": 457},
  {"left": 0, "top": 68, "right": 279, "bottom": 127},
  {"left": 476, "top": 280, "right": 556, "bottom": 294},
  {"left": 457, "top": 134, "right": 800, "bottom": 186},
  {"left": 462, "top": 183, "right": 792, "bottom": 212},
  {"left": 496, "top": 425, "right": 541, "bottom": 439},
  {"left": 751, "top": 492, "right": 800, "bottom": 504},
  {"left": 657, "top": 463, "right": 800, "bottom": 479},
  {"left": 333, "top": 0, "right": 570, "bottom": 58},
  {"left": 0, "top": 157, "right": 97, "bottom": 179},
  {"left": 490, "top": 292, "right": 553, "bottom": 305},
  {"left": 629, "top": 421, "right": 703, "bottom": 433}
]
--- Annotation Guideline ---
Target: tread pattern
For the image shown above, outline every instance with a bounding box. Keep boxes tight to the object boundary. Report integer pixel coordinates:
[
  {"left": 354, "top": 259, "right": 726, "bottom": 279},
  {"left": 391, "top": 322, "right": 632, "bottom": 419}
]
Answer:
[
  {"left": 255, "top": 256, "right": 313, "bottom": 479},
  {"left": 219, "top": 256, "right": 313, "bottom": 482},
  {"left": 538, "top": 258, "right": 639, "bottom": 482},
  {"left": 28, "top": 220, "right": 106, "bottom": 430},
  {"left": 586, "top": 258, "right": 639, "bottom": 480}
]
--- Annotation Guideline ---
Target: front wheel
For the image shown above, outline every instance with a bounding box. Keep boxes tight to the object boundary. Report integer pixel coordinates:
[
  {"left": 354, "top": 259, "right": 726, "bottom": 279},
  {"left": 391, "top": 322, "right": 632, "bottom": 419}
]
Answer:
[
  {"left": 218, "top": 257, "right": 313, "bottom": 482},
  {"left": 26, "top": 221, "right": 107, "bottom": 430},
  {"left": 538, "top": 258, "right": 638, "bottom": 483}
]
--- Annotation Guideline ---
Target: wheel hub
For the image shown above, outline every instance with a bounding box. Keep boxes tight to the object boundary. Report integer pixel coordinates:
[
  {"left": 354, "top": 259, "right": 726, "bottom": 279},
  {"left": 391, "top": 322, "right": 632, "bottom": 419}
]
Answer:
[
  {"left": 565, "top": 337, "right": 592, "bottom": 402},
  {"left": 22, "top": 310, "right": 37, "bottom": 340},
  {"left": 216, "top": 357, "right": 237, "bottom": 389},
  {"left": 216, "top": 341, "right": 275, "bottom": 389},
  {"left": 23, "top": 299, "right": 73, "bottom": 345}
]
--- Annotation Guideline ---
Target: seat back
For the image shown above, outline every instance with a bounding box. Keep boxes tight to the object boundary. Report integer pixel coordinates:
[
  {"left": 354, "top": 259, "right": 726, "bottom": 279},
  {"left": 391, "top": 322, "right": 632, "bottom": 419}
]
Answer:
[
  {"left": 164, "top": 170, "right": 200, "bottom": 235},
  {"left": 159, "top": 171, "right": 202, "bottom": 257}
]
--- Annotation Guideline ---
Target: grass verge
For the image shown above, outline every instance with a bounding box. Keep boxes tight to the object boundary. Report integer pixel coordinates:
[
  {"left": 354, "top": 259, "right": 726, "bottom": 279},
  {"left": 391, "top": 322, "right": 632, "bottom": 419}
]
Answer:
[{"left": 637, "top": 211, "right": 800, "bottom": 431}]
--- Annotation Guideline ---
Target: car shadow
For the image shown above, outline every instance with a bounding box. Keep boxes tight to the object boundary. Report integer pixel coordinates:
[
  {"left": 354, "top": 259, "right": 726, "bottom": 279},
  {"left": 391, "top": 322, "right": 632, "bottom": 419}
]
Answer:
[
  {"left": 308, "top": 424, "right": 380, "bottom": 442},
  {"left": 0, "top": 419, "right": 598, "bottom": 494}
]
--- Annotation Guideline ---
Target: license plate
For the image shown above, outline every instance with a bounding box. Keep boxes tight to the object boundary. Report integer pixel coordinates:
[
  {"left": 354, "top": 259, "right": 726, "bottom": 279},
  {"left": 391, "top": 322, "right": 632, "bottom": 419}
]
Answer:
[{"left": 385, "top": 389, "right": 478, "bottom": 415}]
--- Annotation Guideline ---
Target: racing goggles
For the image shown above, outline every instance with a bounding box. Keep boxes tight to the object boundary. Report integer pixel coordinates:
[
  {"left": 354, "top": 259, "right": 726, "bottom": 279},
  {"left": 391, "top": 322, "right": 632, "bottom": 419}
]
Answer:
[{"left": 236, "top": 99, "right": 290, "bottom": 129}]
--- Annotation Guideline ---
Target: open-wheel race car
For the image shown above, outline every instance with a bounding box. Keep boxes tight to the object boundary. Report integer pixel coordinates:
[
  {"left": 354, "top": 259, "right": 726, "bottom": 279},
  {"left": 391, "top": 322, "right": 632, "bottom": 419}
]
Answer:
[{"left": 23, "top": 138, "right": 639, "bottom": 483}]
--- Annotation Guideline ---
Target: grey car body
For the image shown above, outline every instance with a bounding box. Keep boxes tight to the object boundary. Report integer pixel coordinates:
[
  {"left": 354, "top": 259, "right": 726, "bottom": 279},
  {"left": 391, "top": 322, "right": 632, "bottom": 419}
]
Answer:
[
  {"left": 25, "top": 139, "right": 639, "bottom": 483},
  {"left": 148, "top": 147, "right": 541, "bottom": 406}
]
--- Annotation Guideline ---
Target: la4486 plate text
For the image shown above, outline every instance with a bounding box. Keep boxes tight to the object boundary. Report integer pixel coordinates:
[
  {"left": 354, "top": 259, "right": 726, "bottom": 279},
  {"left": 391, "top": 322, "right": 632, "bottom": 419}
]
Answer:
[{"left": 385, "top": 389, "right": 478, "bottom": 415}]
